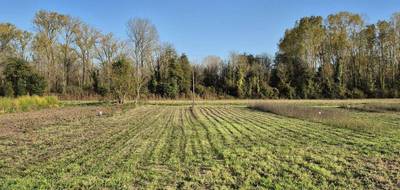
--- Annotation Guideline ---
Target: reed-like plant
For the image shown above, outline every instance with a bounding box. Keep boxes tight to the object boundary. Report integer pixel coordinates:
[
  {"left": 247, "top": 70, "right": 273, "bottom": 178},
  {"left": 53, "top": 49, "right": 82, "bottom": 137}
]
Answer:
[
  {"left": 250, "top": 102, "right": 377, "bottom": 132},
  {"left": 0, "top": 96, "right": 59, "bottom": 113}
]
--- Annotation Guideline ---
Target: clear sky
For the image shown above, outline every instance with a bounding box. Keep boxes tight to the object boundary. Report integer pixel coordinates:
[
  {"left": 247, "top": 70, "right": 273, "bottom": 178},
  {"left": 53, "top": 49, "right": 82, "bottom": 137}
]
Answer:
[{"left": 1, "top": 0, "right": 399, "bottom": 62}]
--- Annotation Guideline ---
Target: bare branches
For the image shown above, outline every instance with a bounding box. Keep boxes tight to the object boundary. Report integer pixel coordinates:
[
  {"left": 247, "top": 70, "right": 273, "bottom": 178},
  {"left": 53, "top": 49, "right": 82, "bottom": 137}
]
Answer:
[{"left": 126, "top": 18, "right": 159, "bottom": 103}]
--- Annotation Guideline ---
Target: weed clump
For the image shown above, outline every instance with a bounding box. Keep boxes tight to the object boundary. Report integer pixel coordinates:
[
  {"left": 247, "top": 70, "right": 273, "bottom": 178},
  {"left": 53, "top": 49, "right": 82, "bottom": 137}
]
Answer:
[{"left": 0, "top": 96, "right": 59, "bottom": 113}]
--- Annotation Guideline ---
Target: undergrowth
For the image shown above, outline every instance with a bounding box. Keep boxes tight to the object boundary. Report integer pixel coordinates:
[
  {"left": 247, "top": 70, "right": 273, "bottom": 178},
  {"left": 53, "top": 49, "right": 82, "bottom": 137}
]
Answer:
[{"left": 0, "top": 96, "right": 59, "bottom": 113}]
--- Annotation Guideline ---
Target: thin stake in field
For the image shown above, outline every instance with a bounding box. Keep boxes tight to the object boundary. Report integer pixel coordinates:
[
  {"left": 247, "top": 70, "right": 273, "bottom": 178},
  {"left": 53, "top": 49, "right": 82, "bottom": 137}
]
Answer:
[{"left": 192, "top": 68, "right": 195, "bottom": 109}]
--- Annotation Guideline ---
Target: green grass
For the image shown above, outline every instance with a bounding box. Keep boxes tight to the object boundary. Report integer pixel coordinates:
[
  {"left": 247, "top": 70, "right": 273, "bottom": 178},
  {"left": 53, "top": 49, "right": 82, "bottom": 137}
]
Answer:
[
  {"left": 0, "top": 96, "right": 59, "bottom": 113},
  {"left": 1, "top": 103, "right": 399, "bottom": 189}
]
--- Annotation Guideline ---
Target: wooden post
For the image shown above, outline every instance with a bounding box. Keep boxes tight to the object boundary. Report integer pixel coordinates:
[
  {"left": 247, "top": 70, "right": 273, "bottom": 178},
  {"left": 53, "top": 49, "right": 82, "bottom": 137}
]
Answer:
[{"left": 192, "top": 68, "right": 195, "bottom": 108}]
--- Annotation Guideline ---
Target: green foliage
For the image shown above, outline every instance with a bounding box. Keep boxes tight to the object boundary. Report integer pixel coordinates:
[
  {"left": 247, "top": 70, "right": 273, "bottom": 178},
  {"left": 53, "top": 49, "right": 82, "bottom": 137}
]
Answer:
[
  {"left": 111, "top": 57, "right": 133, "bottom": 103},
  {"left": 271, "top": 12, "right": 400, "bottom": 99},
  {"left": 1, "top": 58, "right": 46, "bottom": 97},
  {"left": 0, "top": 81, "right": 14, "bottom": 97},
  {"left": 165, "top": 79, "right": 179, "bottom": 98},
  {"left": 317, "top": 63, "right": 335, "bottom": 98},
  {"left": 2, "top": 10, "right": 400, "bottom": 100},
  {"left": 178, "top": 54, "right": 192, "bottom": 94},
  {"left": 26, "top": 73, "right": 47, "bottom": 96},
  {"left": 149, "top": 46, "right": 192, "bottom": 98},
  {"left": 273, "top": 61, "right": 295, "bottom": 99},
  {"left": 91, "top": 69, "right": 108, "bottom": 96}
]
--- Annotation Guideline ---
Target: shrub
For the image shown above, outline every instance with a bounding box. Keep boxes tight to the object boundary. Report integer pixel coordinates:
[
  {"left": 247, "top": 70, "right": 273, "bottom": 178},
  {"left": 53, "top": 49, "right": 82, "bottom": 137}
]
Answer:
[
  {"left": 0, "top": 98, "right": 13, "bottom": 113},
  {"left": 44, "top": 96, "right": 59, "bottom": 106},
  {"left": 351, "top": 89, "right": 365, "bottom": 98},
  {"left": 0, "top": 81, "right": 14, "bottom": 97}
]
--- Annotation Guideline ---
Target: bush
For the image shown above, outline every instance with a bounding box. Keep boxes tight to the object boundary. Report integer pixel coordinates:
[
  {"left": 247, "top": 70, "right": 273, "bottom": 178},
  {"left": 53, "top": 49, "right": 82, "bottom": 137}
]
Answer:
[
  {"left": 351, "top": 89, "right": 365, "bottom": 98},
  {"left": 44, "top": 96, "right": 59, "bottom": 106},
  {"left": 0, "top": 81, "right": 14, "bottom": 97},
  {"left": 0, "top": 98, "right": 13, "bottom": 113}
]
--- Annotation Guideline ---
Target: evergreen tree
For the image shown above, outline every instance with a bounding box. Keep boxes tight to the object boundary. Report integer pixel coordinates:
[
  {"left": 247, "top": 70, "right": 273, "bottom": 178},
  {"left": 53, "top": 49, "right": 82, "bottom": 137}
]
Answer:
[{"left": 2, "top": 58, "right": 46, "bottom": 97}]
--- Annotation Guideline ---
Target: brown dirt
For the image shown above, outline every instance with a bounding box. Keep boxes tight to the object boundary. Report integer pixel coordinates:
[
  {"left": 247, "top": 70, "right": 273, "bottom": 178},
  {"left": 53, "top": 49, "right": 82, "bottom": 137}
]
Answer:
[{"left": 0, "top": 106, "right": 114, "bottom": 137}]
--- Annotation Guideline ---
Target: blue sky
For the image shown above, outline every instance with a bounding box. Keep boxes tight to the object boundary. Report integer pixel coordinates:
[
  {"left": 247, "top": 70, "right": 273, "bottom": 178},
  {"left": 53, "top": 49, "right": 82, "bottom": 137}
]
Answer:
[{"left": 1, "top": 0, "right": 399, "bottom": 62}]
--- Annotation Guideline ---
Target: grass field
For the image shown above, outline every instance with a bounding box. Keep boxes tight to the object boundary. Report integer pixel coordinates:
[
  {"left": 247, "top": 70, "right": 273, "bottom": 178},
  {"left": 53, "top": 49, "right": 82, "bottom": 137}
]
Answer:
[{"left": 0, "top": 100, "right": 400, "bottom": 189}]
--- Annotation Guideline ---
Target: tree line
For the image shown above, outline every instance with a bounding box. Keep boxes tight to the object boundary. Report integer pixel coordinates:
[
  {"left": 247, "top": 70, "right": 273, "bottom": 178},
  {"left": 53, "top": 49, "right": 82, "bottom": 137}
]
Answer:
[
  {"left": 274, "top": 12, "right": 400, "bottom": 98},
  {"left": 0, "top": 10, "right": 399, "bottom": 102}
]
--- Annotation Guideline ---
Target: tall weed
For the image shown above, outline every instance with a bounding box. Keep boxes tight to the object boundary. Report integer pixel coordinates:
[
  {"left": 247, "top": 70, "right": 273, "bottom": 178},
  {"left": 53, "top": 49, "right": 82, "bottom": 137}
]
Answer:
[
  {"left": 0, "top": 96, "right": 59, "bottom": 113},
  {"left": 250, "top": 102, "right": 378, "bottom": 132}
]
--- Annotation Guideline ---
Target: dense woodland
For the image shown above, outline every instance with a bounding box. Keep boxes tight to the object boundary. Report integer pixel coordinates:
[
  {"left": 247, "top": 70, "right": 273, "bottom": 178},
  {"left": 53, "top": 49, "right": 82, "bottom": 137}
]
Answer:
[{"left": 1, "top": 11, "right": 400, "bottom": 101}]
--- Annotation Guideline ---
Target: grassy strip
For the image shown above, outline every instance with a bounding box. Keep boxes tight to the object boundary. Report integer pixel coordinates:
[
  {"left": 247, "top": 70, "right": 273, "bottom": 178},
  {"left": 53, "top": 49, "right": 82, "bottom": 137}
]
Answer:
[
  {"left": 145, "top": 99, "right": 400, "bottom": 106},
  {"left": 0, "top": 96, "right": 59, "bottom": 113},
  {"left": 340, "top": 103, "right": 400, "bottom": 112},
  {"left": 249, "top": 102, "right": 380, "bottom": 132}
]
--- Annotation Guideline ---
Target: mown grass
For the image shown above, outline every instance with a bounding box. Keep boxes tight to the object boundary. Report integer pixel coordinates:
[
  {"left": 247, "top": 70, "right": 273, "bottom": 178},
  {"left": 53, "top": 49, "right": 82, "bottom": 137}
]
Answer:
[
  {"left": 0, "top": 96, "right": 59, "bottom": 113},
  {"left": 1, "top": 105, "right": 399, "bottom": 189}
]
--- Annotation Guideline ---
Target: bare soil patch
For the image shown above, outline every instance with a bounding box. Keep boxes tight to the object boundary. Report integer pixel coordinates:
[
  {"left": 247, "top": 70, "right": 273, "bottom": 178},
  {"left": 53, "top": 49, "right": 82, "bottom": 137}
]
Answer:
[{"left": 0, "top": 106, "right": 113, "bottom": 137}]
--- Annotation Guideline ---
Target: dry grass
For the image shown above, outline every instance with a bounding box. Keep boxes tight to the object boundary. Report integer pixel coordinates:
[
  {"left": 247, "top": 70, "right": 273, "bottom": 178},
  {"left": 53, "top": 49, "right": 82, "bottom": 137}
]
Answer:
[
  {"left": 145, "top": 98, "right": 400, "bottom": 106},
  {"left": 0, "top": 96, "right": 59, "bottom": 114},
  {"left": 341, "top": 103, "right": 400, "bottom": 113},
  {"left": 251, "top": 102, "right": 343, "bottom": 120},
  {"left": 250, "top": 102, "right": 379, "bottom": 132}
]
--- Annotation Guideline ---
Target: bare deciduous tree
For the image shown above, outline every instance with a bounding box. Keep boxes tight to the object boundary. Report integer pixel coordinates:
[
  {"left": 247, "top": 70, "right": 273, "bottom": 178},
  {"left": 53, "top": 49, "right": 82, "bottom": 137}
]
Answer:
[
  {"left": 126, "top": 18, "right": 159, "bottom": 104},
  {"left": 33, "top": 10, "right": 65, "bottom": 91},
  {"left": 59, "top": 15, "right": 79, "bottom": 93},
  {"left": 73, "top": 21, "right": 99, "bottom": 88}
]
